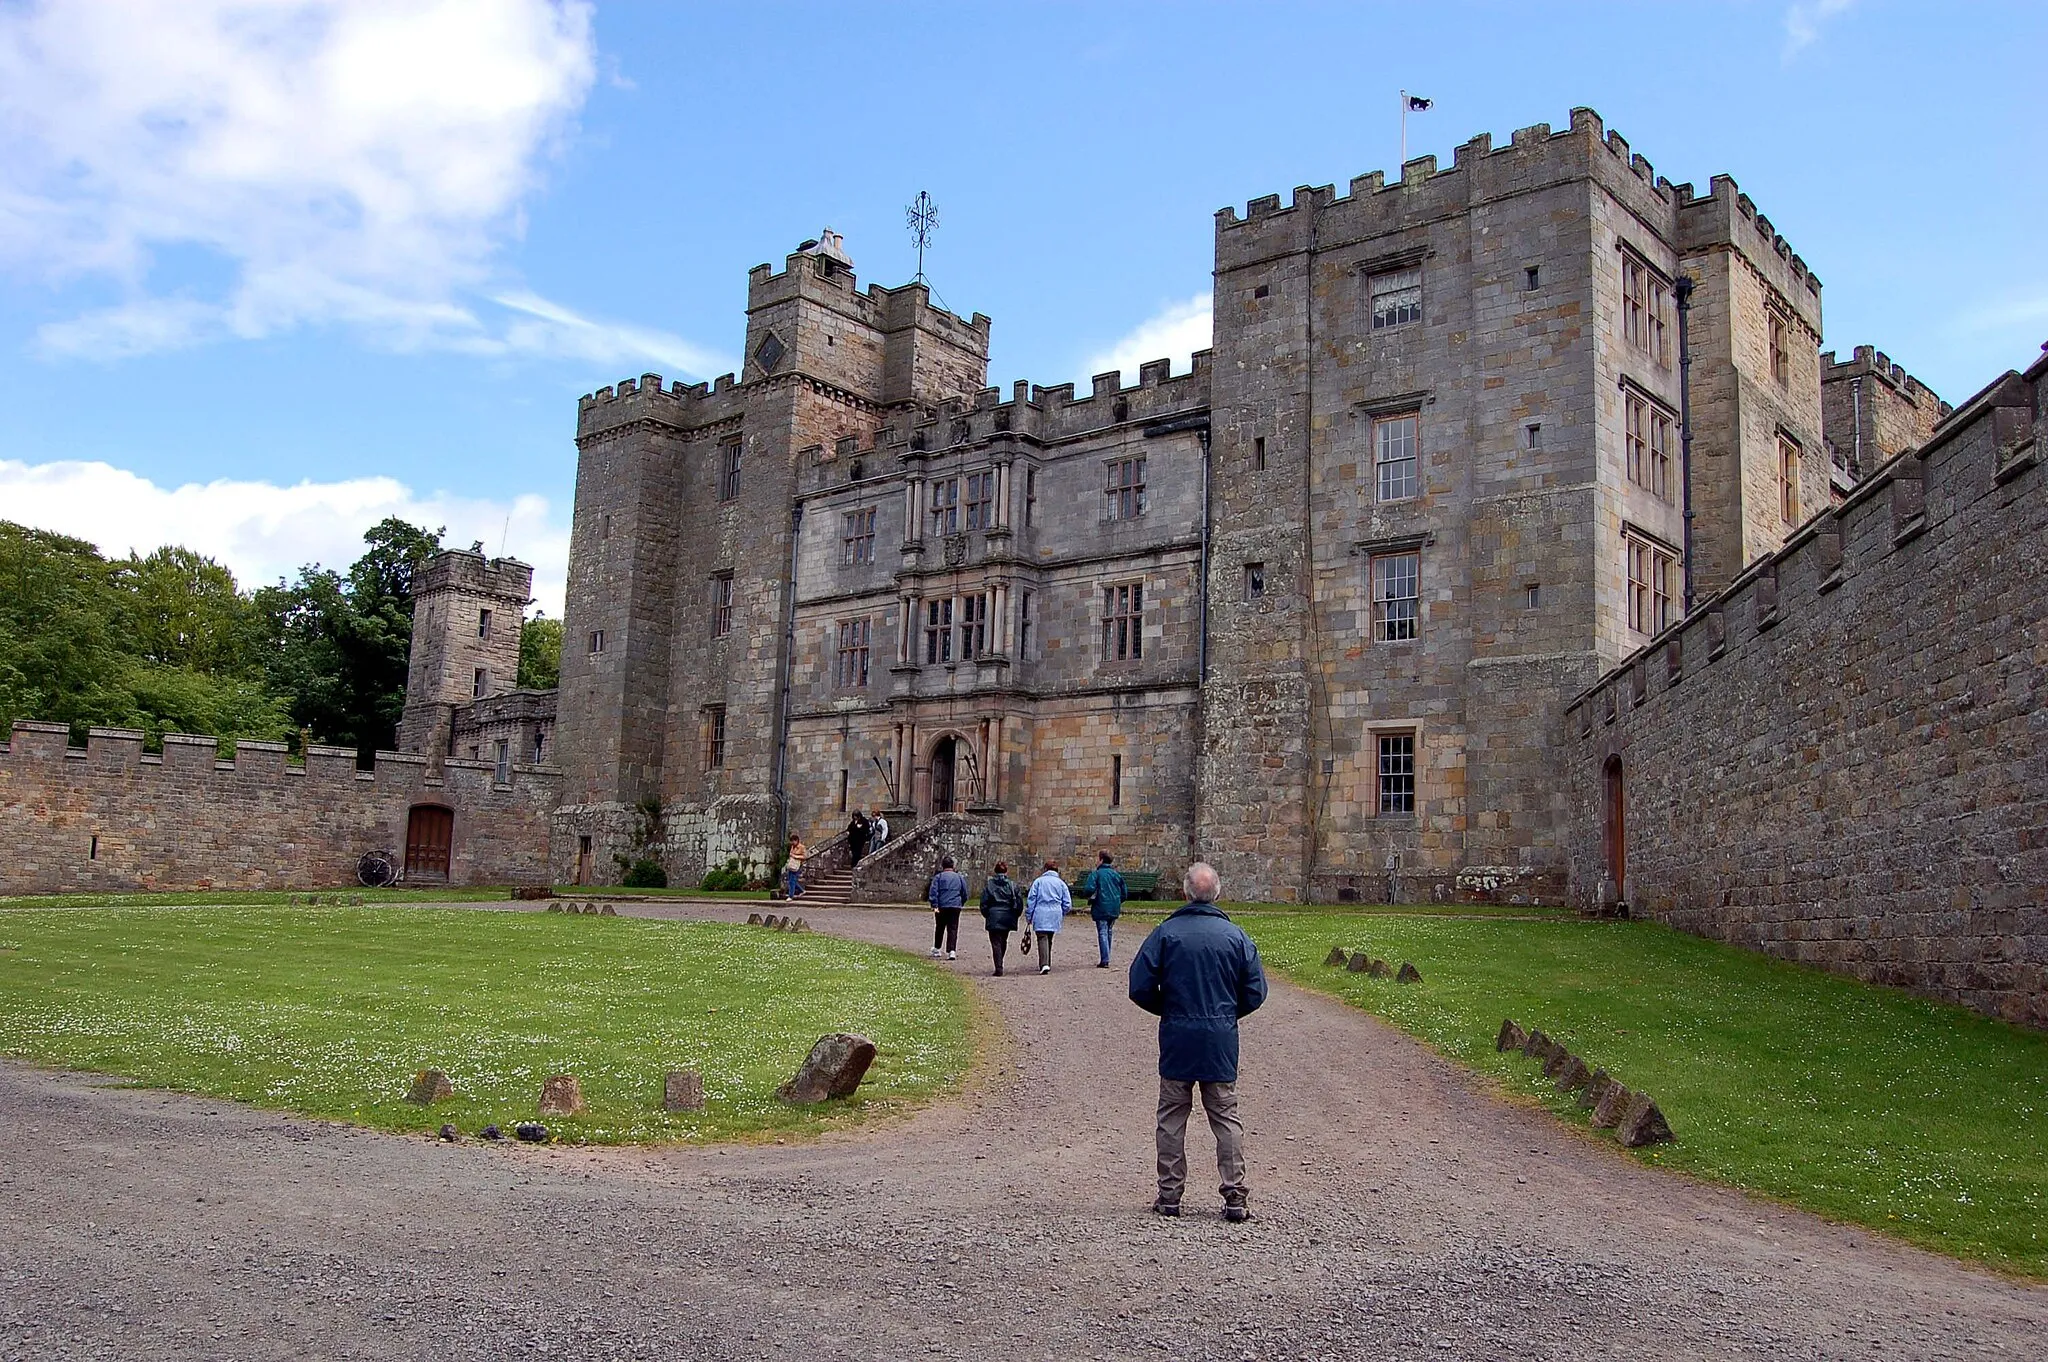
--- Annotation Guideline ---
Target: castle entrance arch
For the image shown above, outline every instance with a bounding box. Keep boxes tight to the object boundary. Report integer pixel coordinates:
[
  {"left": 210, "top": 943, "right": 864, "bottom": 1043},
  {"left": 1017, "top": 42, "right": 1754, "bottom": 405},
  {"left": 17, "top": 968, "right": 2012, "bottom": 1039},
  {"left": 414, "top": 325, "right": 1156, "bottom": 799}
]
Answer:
[
  {"left": 1602, "top": 757, "right": 1626, "bottom": 901},
  {"left": 405, "top": 804, "right": 454, "bottom": 882}
]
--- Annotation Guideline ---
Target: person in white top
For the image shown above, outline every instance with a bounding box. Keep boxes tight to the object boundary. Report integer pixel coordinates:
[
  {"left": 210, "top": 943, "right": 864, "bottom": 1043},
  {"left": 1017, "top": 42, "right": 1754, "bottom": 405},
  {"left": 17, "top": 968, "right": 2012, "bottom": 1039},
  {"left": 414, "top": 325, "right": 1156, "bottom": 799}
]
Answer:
[{"left": 1023, "top": 860, "right": 1072, "bottom": 975}]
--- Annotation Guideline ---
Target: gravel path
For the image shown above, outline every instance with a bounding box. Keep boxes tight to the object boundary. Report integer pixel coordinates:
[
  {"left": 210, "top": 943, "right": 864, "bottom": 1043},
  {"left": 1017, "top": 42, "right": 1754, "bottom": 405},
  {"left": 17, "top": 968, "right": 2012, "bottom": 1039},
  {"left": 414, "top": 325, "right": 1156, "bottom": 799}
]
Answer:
[{"left": 5, "top": 901, "right": 2043, "bottom": 1361}]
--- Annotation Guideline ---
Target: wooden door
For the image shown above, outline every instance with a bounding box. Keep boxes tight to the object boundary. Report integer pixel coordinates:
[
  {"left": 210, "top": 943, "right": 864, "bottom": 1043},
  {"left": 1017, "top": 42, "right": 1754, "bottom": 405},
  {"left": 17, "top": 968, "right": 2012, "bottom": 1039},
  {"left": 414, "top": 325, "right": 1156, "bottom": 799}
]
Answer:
[
  {"left": 1602, "top": 758, "right": 1625, "bottom": 899},
  {"left": 405, "top": 804, "right": 454, "bottom": 881},
  {"left": 930, "top": 739, "right": 955, "bottom": 815}
]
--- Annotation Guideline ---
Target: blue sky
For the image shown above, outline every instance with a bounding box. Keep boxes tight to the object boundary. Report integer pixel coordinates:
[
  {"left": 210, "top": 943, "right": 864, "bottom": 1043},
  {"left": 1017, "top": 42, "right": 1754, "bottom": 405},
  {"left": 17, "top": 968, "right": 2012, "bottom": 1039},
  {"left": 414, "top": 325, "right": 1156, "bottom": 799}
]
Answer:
[{"left": 2, "top": 0, "right": 2043, "bottom": 616}]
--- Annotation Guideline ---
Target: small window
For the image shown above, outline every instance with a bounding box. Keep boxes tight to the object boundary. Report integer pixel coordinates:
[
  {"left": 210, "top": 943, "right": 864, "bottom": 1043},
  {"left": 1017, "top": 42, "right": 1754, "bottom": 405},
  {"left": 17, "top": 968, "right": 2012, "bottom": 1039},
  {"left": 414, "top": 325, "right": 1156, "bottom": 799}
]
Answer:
[
  {"left": 704, "top": 707, "right": 726, "bottom": 769},
  {"left": 1018, "top": 590, "right": 1034, "bottom": 658},
  {"left": 1625, "top": 534, "right": 1677, "bottom": 635},
  {"left": 1525, "top": 265, "right": 1541, "bottom": 290},
  {"left": 965, "top": 471, "right": 996, "bottom": 530},
  {"left": 924, "top": 596, "right": 954, "bottom": 664},
  {"left": 533, "top": 731, "right": 545, "bottom": 761},
  {"left": 1102, "top": 581, "right": 1144, "bottom": 661},
  {"left": 494, "top": 739, "right": 510, "bottom": 784},
  {"left": 835, "top": 617, "right": 871, "bottom": 688},
  {"left": 478, "top": 608, "right": 493, "bottom": 640},
  {"left": 1110, "top": 753, "right": 1123, "bottom": 808},
  {"left": 1374, "top": 413, "right": 1419, "bottom": 502},
  {"left": 1113, "top": 397, "right": 1130, "bottom": 425},
  {"left": 1244, "top": 562, "right": 1265, "bottom": 601},
  {"left": 1104, "top": 456, "right": 1147, "bottom": 521},
  {"left": 842, "top": 507, "right": 876, "bottom": 565},
  {"left": 1526, "top": 583, "right": 1541, "bottom": 609},
  {"left": 1024, "top": 468, "right": 1037, "bottom": 526},
  {"left": 1624, "top": 391, "right": 1674, "bottom": 501},
  {"left": 1370, "top": 265, "right": 1422, "bottom": 330},
  {"left": 89, "top": 834, "right": 99, "bottom": 860},
  {"left": 1768, "top": 311, "right": 1790, "bottom": 385},
  {"left": 718, "top": 440, "right": 742, "bottom": 501},
  {"left": 1253, "top": 436, "right": 1267, "bottom": 471},
  {"left": 1377, "top": 733, "right": 1416, "bottom": 814},
  {"left": 839, "top": 769, "right": 849, "bottom": 813},
  {"left": 472, "top": 667, "right": 488, "bottom": 698},
  {"left": 957, "top": 593, "right": 989, "bottom": 659},
  {"left": 929, "top": 477, "right": 960, "bottom": 536},
  {"left": 601, "top": 513, "right": 613, "bottom": 540},
  {"left": 1253, "top": 283, "right": 1270, "bottom": 300},
  {"left": 711, "top": 575, "right": 735, "bottom": 637},
  {"left": 1371, "top": 552, "right": 1420, "bottom": 641},
  {"left": 587, "top": 629, "right": 605, "bottom": 655},
  {"left": 1779, "top": 436, "right": 1801, "bottom": 525},
  {"left": 1525, "top": 423, "right": 1541, "bottom": 449},
  {"left": 1622, "top": 251, "right": 1670, "bottom": 365}
]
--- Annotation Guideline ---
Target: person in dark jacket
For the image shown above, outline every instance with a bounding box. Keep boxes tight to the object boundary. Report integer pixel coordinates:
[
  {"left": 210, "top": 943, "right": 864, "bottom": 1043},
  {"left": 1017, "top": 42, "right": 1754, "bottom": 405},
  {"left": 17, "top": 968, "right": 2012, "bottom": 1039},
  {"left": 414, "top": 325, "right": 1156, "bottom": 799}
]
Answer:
[
  {"left": 1127, "top": 861, "right": 1267, "bottom": 1221},
  {"left": 927, "top": 855, "right": 968, "bottom": 960},
  {"left": 1080, "top": 849, "right": 1127, "bottom": 968},
  {"left": 978, "top": 862, "right": 1024, "bottom": 976},
  {"left": 846, "top": 808, "right": 870, "bottom": 865}
]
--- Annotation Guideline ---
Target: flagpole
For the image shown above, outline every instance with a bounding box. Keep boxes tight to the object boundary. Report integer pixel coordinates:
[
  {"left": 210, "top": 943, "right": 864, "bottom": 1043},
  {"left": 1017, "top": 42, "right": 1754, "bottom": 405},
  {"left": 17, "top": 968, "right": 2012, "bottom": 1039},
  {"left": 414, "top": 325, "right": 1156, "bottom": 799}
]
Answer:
[{"left": 1400, "top": 88, "right": 1407, "bottom": 165}]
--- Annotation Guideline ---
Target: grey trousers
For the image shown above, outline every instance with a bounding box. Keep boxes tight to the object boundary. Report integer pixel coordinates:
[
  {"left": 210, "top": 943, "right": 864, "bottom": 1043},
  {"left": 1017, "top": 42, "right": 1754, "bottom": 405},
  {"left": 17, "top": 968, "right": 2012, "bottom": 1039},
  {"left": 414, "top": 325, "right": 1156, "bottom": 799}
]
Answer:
[{"left": 1155, "top": 1078, "right": 1246, "bottom": 1204}]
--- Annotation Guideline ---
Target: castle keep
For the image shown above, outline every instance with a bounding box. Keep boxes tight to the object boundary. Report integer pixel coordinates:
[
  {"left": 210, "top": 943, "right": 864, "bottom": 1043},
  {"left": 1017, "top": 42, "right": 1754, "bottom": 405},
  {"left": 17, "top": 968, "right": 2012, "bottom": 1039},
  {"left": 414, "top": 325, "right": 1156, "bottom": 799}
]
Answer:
[{"left": 550, "top": 108, "right": 1879, "bottom": 904}]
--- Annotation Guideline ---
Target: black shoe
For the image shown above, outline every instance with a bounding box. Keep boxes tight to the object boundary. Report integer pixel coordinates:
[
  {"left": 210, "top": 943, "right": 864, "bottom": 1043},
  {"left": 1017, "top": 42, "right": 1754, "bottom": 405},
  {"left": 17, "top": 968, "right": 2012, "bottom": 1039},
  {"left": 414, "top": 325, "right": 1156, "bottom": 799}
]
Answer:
[
  {"left": 993, "top": 966, "right": 1003, "bottom": 977},
  {"left": 1150, "top": 1200, "right": 1180, "bottom": 1218},
  {"left": 1222, "top": 1196, "right": 1251, "bottom": 1223},
  {"left": 1096, "top": 961, "right": 1109, "bottom": 968}
]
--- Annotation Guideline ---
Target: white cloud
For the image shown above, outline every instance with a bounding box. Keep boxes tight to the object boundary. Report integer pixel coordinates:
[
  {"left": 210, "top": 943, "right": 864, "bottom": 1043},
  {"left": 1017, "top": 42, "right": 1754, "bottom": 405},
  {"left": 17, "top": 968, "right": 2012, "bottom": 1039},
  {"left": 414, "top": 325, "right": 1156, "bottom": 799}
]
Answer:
[
  {"left": 0, "top": 1, "right": 706, "bottom": 373},
  {"left": 0, "top": 458, "right": 570, "bottom": 617},
  {"left": 1784, "top": 0, "right": 1857, "bottom": 59},
  {"left": 1080, "top": 293, "right": 1213, "bottom": 385}
]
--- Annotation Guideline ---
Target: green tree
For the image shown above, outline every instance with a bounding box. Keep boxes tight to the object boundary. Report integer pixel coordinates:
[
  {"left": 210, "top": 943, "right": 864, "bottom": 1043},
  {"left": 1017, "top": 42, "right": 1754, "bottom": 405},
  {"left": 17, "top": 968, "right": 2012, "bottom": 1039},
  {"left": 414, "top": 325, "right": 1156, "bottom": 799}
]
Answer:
[
  {"left": 517, "top": 612, "right": 562, "bottom": 690},
  {"left": 255, "top": 517, "right": 442, "bottom": 760},
  {"left": 112, "top": 545, "right": 265, "bottom": 676},
  {"left": 0, "top": 521, "right": 131, "bottom": 735}
]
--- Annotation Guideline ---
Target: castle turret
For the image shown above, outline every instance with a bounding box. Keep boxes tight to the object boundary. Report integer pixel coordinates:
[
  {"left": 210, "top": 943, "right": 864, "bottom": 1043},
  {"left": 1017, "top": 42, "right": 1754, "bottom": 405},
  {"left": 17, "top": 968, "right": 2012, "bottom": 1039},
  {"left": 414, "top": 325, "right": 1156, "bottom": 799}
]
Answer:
[{"left": 396, "top": 550, "right": 534, "bottom": 759}]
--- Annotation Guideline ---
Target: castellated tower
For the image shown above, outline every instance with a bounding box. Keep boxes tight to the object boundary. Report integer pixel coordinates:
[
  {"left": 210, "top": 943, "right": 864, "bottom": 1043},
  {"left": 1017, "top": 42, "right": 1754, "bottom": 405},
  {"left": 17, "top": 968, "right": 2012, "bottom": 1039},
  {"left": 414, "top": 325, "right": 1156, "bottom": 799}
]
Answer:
[
  {"left": 395, "top": 550, "right": 534, "bottom": 759},
  {"left": 552, "top": 233, "right": 992, "bottom": 883}
]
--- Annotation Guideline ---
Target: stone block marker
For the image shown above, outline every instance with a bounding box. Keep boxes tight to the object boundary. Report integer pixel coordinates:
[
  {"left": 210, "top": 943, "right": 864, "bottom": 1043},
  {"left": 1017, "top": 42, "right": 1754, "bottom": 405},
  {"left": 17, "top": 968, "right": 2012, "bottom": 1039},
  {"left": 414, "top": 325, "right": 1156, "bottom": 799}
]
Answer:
[
  {"left": 1368, "top": 958, "right": 1392, "bottom": 978},
  {"left": 663, "top": 1069, "right": 706, "bottom": 1113},
  {"left": 1580, "top": 1069, "right": 1615, "bottom": 1109},
  {"left": 1496, "top": 1019, "right": 1528, "bottom": 1052},
  {"left": 792, "top": 918, "right": 810, "bottom": 932},
  {"left": 406, "top": 1069, "right": 454, "bottom": 1104},
  {"left": 1325, "top": 946, "right": 1350, "bottom": 968},
  {"left": 1396, "top": 962, "right": 1422, "bottom": 984},
  {"left": 747, "top": 912, "right": 764, "bottom": 925},
  {"left": 538, "top": 1074, "right": 586, "bottom": 1117},
  {"left": 1553, "top": 1055, "right": 1592, "bottom": 1093},
  {"left": 777, "top": 1033, "right": 877, "bottom": 1105},
  {"left": 600, "top": 903, "right": 618, "bottom": 916},
  {"left": 1541, "top": 1046, "right": 1573, "bottom": 1080},
  {"left": 1591, "top": 1083, "right": 1634, "bottom": 1129},
  {"left": 1521, "top": 1028, "right": 1551, "bottom": 1060},
  {"left": 1346, "top": 952, "right": 1371, "bottom": 973},
  {"left": 1616, "top": 1094, "right": 1674, "bottom": 1148}
]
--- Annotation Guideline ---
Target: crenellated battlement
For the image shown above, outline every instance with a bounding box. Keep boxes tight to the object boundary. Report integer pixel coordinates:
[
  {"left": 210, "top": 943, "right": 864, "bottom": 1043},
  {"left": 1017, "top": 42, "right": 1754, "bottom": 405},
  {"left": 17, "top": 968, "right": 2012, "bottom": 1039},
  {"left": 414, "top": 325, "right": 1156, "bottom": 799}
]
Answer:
[
  {"left": 2, "top": 720, "right": 561, "bottom": 792},
  {"left": 1568, "top": 352, "right": 2039, "bottom": 726},
  {"left": 414, "top": 549, "right": 533, "bottom": 605},
  {"left": 577, "top": 369, "right": 748, "bottom": 440},
  {"left": 1822, "top": 345, "right": 1952, "bottom": 417}
]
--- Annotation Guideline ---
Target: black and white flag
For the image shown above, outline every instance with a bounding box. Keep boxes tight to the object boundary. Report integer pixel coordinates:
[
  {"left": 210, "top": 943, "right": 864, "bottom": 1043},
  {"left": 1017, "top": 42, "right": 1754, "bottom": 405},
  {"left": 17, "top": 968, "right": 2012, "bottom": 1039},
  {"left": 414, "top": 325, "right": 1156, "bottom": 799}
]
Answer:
[{"left": 1406, "top": 94, "right": 1433, "bottom": 111}]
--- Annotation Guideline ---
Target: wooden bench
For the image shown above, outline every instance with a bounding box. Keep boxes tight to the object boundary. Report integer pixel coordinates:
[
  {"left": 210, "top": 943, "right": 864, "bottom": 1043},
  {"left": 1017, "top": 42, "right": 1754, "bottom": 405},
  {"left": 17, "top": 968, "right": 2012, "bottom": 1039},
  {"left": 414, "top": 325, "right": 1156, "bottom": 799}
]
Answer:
[{"left": 1070, "top": 869, "right": 1163, "bottom": 902}]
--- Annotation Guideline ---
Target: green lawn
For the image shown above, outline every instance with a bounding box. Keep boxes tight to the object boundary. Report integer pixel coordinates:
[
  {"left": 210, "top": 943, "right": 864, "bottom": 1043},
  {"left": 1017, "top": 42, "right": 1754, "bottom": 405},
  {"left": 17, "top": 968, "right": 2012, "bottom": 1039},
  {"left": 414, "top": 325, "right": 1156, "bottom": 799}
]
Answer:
[
  {"left": 1249, "top": 911, "right": 2048, "bottom": 1278},
  {"left": 0, "top": 905, "right": 976, "bottom": 1144}
]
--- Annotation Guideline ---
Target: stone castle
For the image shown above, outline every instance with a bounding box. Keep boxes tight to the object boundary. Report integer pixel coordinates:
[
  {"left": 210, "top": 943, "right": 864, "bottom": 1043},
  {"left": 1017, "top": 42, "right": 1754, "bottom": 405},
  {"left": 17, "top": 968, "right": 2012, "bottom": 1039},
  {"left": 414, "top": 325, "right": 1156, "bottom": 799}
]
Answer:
[
  {"left": 531, "top": 106, "right": 1947, "bottom": 904},
  {"left": 11, "top": 107, "right": 2038, "bottom": 1025}
]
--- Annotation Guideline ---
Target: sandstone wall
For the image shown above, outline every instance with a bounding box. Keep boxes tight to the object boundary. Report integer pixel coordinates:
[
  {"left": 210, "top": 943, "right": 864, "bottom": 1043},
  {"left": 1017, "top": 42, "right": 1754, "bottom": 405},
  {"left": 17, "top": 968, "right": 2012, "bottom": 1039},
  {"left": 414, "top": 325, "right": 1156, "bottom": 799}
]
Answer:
[
  {"left": 1564, "top": 356, "right": 2046, "bottom": 1026},
  {"left": 2, "top": 722, "right": 560, "bottom": 894}
]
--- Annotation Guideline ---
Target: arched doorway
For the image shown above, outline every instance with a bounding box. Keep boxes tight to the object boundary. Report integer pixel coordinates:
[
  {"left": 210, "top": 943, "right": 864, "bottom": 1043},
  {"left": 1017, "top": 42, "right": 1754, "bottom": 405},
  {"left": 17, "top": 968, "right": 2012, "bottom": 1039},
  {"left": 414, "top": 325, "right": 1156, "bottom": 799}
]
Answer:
[
  {"left": 1602, "top": 756, "right": 1625, "bottom": 901},
  {"left": 405, "top": 804, "right": 454, "bottom": 882},
  {"left": 929, "top": 737, "right": 957, "bottom": 816}
]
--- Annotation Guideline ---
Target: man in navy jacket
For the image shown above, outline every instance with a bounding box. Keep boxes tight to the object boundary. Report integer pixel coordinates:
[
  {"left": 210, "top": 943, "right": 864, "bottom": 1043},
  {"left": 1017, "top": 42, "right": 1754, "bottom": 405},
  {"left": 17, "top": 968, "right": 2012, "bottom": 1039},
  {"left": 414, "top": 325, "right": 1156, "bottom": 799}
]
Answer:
[{"left": 1127, "top": 861, "right": 1267, "bottom": 1221}]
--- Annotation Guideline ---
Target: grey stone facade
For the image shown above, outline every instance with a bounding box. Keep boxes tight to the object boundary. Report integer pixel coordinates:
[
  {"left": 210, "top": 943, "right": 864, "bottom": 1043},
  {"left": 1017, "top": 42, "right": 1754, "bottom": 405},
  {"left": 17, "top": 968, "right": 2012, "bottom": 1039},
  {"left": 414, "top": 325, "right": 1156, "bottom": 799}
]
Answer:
[
  {"left": 1821, "top": 345, "right": 1951, "bottom": 492},
  {"left": 552, "top": 108, "right": 1931, "bottom": 903},
  {"left": 1563, "top": 352, "right": 2044, "bottom": 1026}
]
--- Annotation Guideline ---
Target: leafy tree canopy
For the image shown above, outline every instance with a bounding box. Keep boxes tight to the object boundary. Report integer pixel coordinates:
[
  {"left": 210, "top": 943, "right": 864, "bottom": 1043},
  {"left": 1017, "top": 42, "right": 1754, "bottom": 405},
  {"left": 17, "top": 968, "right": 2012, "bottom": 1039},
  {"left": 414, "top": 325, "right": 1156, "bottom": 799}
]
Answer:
[{"left": 518, "top": 613, "right": 562, "bottom": 690}]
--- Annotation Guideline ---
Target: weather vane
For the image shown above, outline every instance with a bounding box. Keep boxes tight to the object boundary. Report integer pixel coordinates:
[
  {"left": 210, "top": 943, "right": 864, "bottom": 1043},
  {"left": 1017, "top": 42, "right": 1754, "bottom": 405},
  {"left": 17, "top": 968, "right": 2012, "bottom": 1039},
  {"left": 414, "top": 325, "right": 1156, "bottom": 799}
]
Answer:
[{"left": 906, "top": 190, "right": 938, "bottom": 285}]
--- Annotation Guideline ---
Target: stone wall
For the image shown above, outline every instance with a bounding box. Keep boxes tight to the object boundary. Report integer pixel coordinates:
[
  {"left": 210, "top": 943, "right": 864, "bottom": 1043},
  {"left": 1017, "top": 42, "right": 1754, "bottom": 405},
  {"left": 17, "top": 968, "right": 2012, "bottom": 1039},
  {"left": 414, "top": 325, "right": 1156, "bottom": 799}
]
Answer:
[
  {"left": 2, "top": 722, "right": 560, "bottom": 894},
  {"left": 1563, "top": 353, "right": 2046, "bottom": 1026},
  {"left": 1821, "top": 345, "right": 1950, "bottom": 482}
]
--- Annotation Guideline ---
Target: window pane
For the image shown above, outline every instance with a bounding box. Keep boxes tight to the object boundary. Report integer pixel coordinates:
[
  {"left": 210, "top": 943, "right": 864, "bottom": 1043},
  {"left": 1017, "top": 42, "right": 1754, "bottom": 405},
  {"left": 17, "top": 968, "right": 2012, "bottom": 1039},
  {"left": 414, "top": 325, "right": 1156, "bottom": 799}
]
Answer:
[
  {"left": 1372, "top": 552, "right": 1420, "bottom": 640},
  {"left": 1378, "top": 733, "right": 1415, "bottom": 814},
  {"left": 1375, "top": 415, "right": 1418, "bottom": 501}
]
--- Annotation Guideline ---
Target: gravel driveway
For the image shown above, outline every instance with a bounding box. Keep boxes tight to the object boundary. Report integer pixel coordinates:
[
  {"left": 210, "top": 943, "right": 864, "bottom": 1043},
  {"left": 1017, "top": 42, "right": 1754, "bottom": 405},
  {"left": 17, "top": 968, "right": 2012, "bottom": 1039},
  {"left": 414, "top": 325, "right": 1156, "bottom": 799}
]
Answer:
[{"left": 4, "top": 901, "right": 2042, "bottom": 1360}]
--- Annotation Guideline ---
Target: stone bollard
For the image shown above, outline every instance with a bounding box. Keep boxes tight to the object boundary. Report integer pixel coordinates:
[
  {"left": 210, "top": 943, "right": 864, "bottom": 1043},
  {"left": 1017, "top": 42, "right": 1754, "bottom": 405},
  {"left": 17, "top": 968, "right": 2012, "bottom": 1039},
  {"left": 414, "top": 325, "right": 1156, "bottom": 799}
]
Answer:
[
  {"left": 1541, "top": 1046, "right": 1573, "bottom": 1080},
  {"left": 600, "top": 903, "right": 618, "bottom": 916},
  {"left": 1346, "top": 952, "right": 1371, "bottom": 973},
  {"left": 1324, "top": 946, "right": 1350, "bottom": 968},
  {"left": 1496, "top": 1019, "right": 1527, "bottom": 1053},
  {"left": 1616, "top": 1094, "right": 1674, "bottom": 1147},
  {"left": 747, "top": 913, "right": 764, "bottom": 926},
  {"left": 1521, "top": 1028, "right": 1551, "bottom": 1060},
  {"left": 538, "top": 1074, "right": 586, "bottom": 1117},
  {"left": 1395, "top": 962, "right": 1421, "bottom": 984},
  {"left": 663, "top": 1068, "right": 706, "bottom": 1113},
  {"left": 405, "top": 1069, "right": 454, "bottom": 1104},
  {"left": 777, "top": 1033, "right": 877, "bottom": 1105},
  {"left": 1553, "top": 1055, "right": 1592, "bottom": 1093},
  {"left": 1367, "top": 958, "right": 1392, "bottom": 978},
  {"left": 1580, "top": 1069, "right": 1616, "bottom": 1110},
  {"left": 1591, "top": 1083, "right": 1633, "bottom": 1129},
  {"left": 546, "top": 904, "right": 564, "bottom": 912},
  {"left": 792, "top": 918, "right": 810, "bottom": 932}
]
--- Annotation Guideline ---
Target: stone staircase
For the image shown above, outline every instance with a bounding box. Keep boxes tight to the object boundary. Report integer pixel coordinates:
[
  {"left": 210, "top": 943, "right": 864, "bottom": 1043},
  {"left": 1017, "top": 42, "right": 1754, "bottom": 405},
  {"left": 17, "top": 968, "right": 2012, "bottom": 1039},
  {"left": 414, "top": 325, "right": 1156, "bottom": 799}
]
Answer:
[{"left": 791, "top": 863, "right": 855, "bottom": 909}]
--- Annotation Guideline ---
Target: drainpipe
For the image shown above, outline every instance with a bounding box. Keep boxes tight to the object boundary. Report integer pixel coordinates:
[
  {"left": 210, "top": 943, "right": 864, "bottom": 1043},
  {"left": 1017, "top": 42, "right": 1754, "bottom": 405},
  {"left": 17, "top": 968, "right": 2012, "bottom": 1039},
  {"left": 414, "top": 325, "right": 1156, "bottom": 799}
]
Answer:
[
  {"left": 772, "top": 501, "right": 804, "bottom": 860},
  {"left": 1674, "top": 274, "right": 1698, "bottom": 613},
  {"left": 1850, "top": 374, "right": 1864, "bottom": 477},
  {"left": 1197, "top": 425, "right": 1212, "bottom": 681}
]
